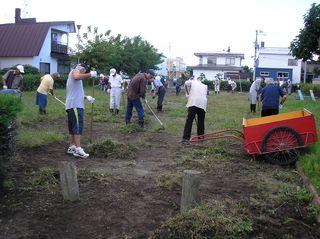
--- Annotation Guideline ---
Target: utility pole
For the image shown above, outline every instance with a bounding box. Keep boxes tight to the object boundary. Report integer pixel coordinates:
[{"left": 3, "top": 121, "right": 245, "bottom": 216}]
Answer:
[
  {"left": 253, "top": 30, "right": 264, "bottom": 82},
  {"left": 76, "top": 25, "right": 81, "bottom": 64}
]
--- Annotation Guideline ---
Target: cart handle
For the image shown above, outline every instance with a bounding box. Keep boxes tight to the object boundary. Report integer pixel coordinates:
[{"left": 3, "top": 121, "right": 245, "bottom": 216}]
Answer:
[{"left": 189, "top": 129, "right": 244, "bottom": 143}]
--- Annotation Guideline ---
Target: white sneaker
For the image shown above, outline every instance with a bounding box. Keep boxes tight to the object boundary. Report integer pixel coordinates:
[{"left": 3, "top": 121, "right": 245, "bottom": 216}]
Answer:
[
  {"left": 67, "top": 145, "right": 76, "bottom": 154},
  {"left": 73, "top": 147, "right": 89, "bottom": 158}
]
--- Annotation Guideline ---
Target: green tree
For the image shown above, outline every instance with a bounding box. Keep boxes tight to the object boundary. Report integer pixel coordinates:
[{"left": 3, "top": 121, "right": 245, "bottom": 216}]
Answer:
[
  {"left": 290, "top": 3, "right": 320, "bottom": 61},
  {"left": 74, "top": 26, "right": 163, "bottom": 77}
]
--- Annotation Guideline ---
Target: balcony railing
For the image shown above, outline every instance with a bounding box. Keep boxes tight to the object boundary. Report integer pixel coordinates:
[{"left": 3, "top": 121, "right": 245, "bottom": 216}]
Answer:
[{"left": 51, "top": 42, "right": 68, "bottom": 54}]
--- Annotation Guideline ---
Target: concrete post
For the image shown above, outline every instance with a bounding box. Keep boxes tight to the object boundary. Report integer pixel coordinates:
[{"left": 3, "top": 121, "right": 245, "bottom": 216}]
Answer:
[
  {"left": 58, "top": 161, "right": 79, "bottom": 201},
  {"left": 180, "top": 170, "right": 201, "bottom": 213}
]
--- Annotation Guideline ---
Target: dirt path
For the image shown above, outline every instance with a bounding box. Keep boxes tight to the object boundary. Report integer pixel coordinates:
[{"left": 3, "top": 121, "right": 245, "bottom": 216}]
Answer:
[{"left": 1, "top": 118, "right": 320, "bottom": 238}]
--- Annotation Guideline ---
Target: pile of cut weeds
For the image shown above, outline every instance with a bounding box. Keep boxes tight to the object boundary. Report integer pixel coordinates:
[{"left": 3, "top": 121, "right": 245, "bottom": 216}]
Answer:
[{"left": 87, "top": 138, "right": 137, "bottom": 160}]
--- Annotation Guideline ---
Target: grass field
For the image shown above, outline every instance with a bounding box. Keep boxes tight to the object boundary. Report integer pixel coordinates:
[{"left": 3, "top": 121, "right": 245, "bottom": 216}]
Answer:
[{"left": 18, "top": 87, "right": 320, "bottom": 192}]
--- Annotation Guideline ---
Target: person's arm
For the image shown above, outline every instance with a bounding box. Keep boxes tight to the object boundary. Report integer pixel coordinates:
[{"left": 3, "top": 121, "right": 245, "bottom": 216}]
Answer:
[
  {"left": 71, "top": 69, "right": 97, "bottom": 80},
  {"left": 184, "top": 80, "right": 191, "bottom": 95},
  {"left": 18, "top": 78, "right": 24, "bottom": 92}
]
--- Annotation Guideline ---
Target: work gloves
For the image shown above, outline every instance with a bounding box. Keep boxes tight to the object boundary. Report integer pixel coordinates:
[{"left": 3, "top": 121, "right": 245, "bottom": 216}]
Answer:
[
  {"left": 279, "top": 104, "right": 283, "bottom": 109},
  {"left": 86, "top": 95, "right": 95, "bottom": 104},
  {"left": 90, "top": 71, "right": 98, "bottom": 78},
  {"left": 3, "top": 85, "right": 8, "bottom": 89}
]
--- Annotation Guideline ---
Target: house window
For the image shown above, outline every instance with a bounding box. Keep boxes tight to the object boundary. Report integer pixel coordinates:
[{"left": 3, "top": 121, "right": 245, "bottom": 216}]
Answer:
[
  {"left": 260, "top": 72, "right": 269, "bottom": 77},
  {"left": 277, "top": 72, "right": 289, "bottom": 79},
  {"left": 288, "top": 59, "right": 298, "bottom": 66},
  {"left": 40, "top": 62, "right": 50, "bottom": 74},
  {"left": 58, "top": 60, "right": 70, "bottom": 74},
  {"left": 207, "top": 57, "right": 217, "bottom": 65},
  {"left": 225, "top": 57, "right": 235, "bottom": 65}
]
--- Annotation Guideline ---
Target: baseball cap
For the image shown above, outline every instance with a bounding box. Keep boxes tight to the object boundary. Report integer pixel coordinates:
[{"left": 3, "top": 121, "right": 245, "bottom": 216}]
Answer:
[
  {"left": 110, "top": 68, "right": 116, "bottom": 76},
  {"left": 16, "top": 65, "right": 24, "bottom": 73},
  {"left": 146, "top": 69, "right": 156, "bottom": 77}
]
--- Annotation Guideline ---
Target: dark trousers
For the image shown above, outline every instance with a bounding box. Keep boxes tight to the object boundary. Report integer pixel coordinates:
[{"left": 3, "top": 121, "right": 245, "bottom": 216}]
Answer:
[
  {"left": 250, "top": 104, "right": 256, "bottom": 113},
  {"left": 261, "top": 108, "right": 279, "bottom": 117},
  {"left": 182, "top": 106, "right": 205, "bottom": 140},
  {"left": 157, "top": 86, "right": 166, "bottom": 112},
  {"left": 125, "top": 98, "right": 144, "bottom": 122},
  {"left": 175, "top": 85, "right": 181, "bottom": 96}
]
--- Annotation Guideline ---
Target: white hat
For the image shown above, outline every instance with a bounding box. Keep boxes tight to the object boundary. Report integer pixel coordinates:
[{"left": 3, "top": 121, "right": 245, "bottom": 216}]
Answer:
[
  {"left": 110, "top": 68, "right": 116, "bottom": 76},
  {"left": 99, "top": 73, "right": 105, "bottom": 78},
  {"left": 16, "top": 65, "right": 24, "bottom": 73},
  {"left": 155, "top": 75, "right": 161, "bottom": 81}
]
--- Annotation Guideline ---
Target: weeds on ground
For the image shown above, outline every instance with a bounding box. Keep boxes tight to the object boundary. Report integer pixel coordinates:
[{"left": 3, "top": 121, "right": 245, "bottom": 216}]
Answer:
[
  {"left": 78, "top": 169, "right": 114, "bottom": 186},
  {"left": 177, "top": 142, "right": 231, "bottom": 169},
  {"left": 156, "top": 172, "right": 182, "bottom": 191},
  {"left": 152, "top": 200, "right": 253, "bottom": 239},
  {"left": 18, "top": 129, "right": 64, "bottom": 147},
  {"left": 87, "top": 138, "right": 137, "bottom": 159}
]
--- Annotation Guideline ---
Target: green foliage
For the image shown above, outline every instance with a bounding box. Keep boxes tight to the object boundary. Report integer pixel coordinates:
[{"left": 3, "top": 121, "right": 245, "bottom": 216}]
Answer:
[
  {"left": 300, "top": 83, "right": 320, "bottom": 94},
  {"left": 202, "top": 80, "right": 251, "bottom": 91},
  {"left": 75, "top": 26, "right": 163, "bottom": 77},
  {"left": 0, "top": 64, "right": 39, "bottom": 75},
  {"left": 87, "top": 138, "right": 137, "bottom": 159},
  {"left": 152, "top": 200, "right": 253, "bottom": 239},
  {"left": 0, "top": 94, "right": 22, "bottom": 126},
  {"left": 18, "top": 129, "right": 64, "bottom": 147},
  {"left": 290, "top": 3, "right": 320, "bottom": 60}
]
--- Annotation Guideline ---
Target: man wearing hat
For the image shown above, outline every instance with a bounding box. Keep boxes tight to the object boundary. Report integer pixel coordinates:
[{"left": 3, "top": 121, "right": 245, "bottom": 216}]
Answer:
[
  {"left": 109, "top": 68, "right": 124, "bottom": 116},
  {"left": 1, "top": 65, "right": 25, "bottom": 96},
  {"left": 125, "top": 69, "right": 155, "bottom": 127}
]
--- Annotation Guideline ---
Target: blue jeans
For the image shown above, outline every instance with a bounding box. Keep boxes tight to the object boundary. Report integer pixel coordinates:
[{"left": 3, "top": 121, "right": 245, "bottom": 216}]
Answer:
[
  {"left": 125, "top": 98, "right": 144, "bottom": 122},
  {"left": 175, "top": 85, "right": 181, "bottom": 95},
  {"left": 157, "top": 86, "right": 166, "bottom": 112}
]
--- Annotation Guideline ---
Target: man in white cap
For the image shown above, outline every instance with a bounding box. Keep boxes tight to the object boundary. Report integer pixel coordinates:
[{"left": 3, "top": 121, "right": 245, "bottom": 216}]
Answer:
[
  {"left": 1, "top": 65, "right": 25, "bottom": 95},
  {"left": 65, "top": 63, "right": 97, "bottom": 158},
  {"left": 108, "top": 68, "right": 123, "bottom": 116}
]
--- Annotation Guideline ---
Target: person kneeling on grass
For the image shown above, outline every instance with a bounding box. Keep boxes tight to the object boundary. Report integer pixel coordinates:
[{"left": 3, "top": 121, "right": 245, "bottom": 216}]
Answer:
[
  {"left": 36, "top": 72, "right": 60, "bottom": 114},
  {"left": 65, "top": 64, "right": 97, "bottom": 158}
]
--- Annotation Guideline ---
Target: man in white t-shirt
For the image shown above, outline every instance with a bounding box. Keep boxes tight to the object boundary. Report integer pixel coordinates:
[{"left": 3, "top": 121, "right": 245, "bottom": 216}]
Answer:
[
  {"left": 108, "top": 68, "right": 123, "bottom": 116},
  {"left": 182, "top": 76, "right": 208, "bottom": 145}
]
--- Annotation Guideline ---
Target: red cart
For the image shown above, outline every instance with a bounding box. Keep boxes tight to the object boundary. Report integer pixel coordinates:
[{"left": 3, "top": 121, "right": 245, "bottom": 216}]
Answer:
[{"left": 190, "top": 109, "right": 318, "bottom": 165}]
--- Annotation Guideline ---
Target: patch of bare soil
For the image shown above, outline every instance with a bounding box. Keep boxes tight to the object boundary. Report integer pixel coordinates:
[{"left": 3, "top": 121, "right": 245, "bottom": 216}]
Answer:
[{"left": 1, "top": 117, "right": 319, "bottom": 238}]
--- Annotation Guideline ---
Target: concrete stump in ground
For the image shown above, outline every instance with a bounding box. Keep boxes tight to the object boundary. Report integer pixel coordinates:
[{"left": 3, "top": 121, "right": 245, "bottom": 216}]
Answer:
[
  {"left": 180, "top": 170, "right": 201, "bottom": 213},
  {"left": 58, "top": 161, "right": 79, "bottom": 201}
]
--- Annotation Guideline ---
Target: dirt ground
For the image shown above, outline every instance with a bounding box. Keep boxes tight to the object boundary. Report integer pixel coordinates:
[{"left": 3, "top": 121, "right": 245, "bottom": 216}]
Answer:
[{"left": 1, "top": 117, "right": 320, "bottom": 239}]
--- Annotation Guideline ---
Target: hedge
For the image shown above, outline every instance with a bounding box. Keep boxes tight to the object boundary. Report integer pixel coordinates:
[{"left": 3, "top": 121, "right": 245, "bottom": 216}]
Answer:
[
  {"left": 0, "top": 94, "right": 22, "bottom": 188},
  {"left": 202, "top": 80, "right": 251, "bottom": 92},
  {"left": 0, "top": 73, "right": 99, "bottom": 92},
  {"left": 300, "top": 83, "right": 320, "bottom": 96}
]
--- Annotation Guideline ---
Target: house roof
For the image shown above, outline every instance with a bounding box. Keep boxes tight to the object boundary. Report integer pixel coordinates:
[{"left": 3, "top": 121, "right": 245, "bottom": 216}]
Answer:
[
  {"left": 0, "top": 21, "right": 76, "bottom": 57},
  {"left": 194, "top": 52, "right": 245, "bottom": 59},
  {"left": 187, "top": 65, "right": 243, "bottom": 71}
]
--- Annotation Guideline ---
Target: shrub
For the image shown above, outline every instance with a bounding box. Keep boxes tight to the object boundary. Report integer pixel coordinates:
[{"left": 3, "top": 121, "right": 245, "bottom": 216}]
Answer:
[
  {"left": 300, "top": 83, "right": 320, "bottom": 96},
  {"left": 0, "top": 94, "right": 22, "bottom": 188},
  {"left": 0, "top": 64, "right": 39, "bottom": 75},
  {"left": 202, "top": 80, "right": 251, "bottom": 92}
]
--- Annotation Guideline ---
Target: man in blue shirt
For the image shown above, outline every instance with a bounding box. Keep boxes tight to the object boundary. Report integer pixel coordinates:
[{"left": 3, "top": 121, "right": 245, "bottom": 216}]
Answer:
[{"left": 261, "top": 78, "right": 287, "bottom": 117}]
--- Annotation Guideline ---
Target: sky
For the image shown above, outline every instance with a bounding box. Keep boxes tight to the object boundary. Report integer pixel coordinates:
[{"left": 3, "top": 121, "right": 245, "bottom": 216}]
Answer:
[{"left": 0, "top": 0, "right": 316, "bottom": 67}]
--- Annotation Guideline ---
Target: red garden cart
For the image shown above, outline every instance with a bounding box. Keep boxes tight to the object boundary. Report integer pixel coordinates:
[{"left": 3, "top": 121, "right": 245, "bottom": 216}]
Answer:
[{"left": 190, "top": 109, "right": 318, "bottom": 165}]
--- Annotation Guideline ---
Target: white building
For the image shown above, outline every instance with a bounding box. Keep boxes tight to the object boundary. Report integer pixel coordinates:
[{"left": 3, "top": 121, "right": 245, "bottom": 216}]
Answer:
[
  {"left": 187, "top": 50, "right": 244, "bottom": 80},
  {"left": 255, "top": 47, "right": 302, "bottom": 84},
  {"left": 0, "top": 8, "right": 76, "bottom": 74}
]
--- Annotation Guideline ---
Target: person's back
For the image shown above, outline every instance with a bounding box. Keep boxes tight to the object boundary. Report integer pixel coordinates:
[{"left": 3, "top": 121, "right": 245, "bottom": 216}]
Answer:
[
  {"left": 127, "top": 73, "right": 147, "bottom": 100},
  {"left": 186, "top": 79, "right": 207, "bottom": 111},
  {"left": 261, "top": 84, "right": 283, "bottom": 110}
]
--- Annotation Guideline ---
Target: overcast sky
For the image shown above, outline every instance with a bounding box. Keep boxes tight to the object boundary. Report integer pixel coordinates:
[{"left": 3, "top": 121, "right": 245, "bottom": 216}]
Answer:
[{"left": 0, "top": 0, "right": 316, "bottom": 66}]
